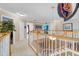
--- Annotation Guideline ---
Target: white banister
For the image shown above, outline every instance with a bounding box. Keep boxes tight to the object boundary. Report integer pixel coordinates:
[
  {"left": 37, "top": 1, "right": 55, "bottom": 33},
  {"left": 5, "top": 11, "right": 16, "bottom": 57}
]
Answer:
[
  {"left": 29, "top": 30, "right": 79, "bottom": 56},
  {"left": 48, "top": 39, "right": 50, "bottom": 56},
  {"left": 55, "top": 39, "right": 57, "bottom": 56},
  {"left": 59, "top": 39, "right": 61, "bottom": 56},
  {"left": 65, "top": 40, "right": 67, "bottom": 56},
  {"left": 0, "top": 33, "right": 10, "bottom": 56},
  {"left": 76, "top": 42, "right": 77, "bottom": 51},
  {"left": 72, "top": 41, "right": 75, "bottom": 56}
]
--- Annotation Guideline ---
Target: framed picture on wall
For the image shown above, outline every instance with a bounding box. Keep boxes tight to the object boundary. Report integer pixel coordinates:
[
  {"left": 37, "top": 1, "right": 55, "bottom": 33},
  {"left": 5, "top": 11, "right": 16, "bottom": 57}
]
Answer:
[{"left": 63, "top": 23, "right": 73, "bottom": 31}]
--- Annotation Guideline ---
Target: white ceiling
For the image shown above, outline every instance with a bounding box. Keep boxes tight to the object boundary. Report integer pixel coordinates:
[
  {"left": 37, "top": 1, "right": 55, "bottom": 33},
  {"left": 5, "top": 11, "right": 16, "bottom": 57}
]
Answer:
[{"left": 0, "top": 3, "right": 57, "bottom": 21}]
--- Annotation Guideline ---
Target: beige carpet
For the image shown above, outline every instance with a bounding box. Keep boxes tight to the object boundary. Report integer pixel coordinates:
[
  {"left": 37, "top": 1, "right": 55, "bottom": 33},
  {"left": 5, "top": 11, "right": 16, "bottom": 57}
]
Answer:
[{"left": 11, "top": 40, "right": 36, "bottom": 56}]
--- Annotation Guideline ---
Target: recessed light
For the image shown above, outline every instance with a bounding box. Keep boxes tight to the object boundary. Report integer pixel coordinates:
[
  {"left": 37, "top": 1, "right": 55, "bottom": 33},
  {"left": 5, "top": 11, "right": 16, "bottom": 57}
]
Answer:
[{"left": 16, "top": 13, "right": 26, "bottom": 16}]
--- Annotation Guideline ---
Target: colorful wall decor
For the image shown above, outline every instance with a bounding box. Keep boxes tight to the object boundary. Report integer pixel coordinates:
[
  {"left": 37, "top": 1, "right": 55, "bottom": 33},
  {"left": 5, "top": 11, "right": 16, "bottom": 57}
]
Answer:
[{"left": 58, "top": 3, "right": 79, "bottom": 21}]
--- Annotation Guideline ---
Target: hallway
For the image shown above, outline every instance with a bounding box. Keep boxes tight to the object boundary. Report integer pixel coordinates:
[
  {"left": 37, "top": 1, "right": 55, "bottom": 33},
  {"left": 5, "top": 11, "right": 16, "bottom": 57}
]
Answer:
[
  {"left": 11, "top": 40, "right": 36, "bottom": 56},
  {"left": 0, "top": 3, "right": 79, "bottom": 56}
]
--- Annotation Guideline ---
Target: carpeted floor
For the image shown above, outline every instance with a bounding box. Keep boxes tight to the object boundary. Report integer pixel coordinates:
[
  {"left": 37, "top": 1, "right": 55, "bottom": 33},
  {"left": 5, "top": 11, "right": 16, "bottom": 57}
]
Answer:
[{"left": 11, "top": 40, "right": 36, "bottom": 56}]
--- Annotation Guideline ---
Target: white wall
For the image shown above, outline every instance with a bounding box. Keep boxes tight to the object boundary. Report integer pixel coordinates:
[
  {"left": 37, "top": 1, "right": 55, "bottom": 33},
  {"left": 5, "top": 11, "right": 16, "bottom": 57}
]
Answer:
[{"left": 19, "top": 20, "right": 25, "bottom": 40}]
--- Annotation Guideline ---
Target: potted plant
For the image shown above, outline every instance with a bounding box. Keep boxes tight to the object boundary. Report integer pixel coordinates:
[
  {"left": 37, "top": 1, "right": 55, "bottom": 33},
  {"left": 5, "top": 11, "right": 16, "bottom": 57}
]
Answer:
[{"left": 0, "top": 20, "right": 15, "bottom": 35}]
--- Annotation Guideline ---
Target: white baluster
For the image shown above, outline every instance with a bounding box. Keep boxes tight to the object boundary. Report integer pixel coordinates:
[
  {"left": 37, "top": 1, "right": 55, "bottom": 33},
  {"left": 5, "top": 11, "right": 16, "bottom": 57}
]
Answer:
[
  {"left": 52, "top": 40, "right": 53, "bottom": 56},
  {"left": 44, "top": 35, "right": 45, "bottom": 56},
  {"left": 72, "top": 41, "right": 74, "bottom": 56},
  {"left": 45, "top": 37, "right": 47, "bottom": 56},
  {"left": 59, "top": 39, "right": 61, "bottom": 56},
  {"left": 65, "top": 40, "right": 67, "bottom": 56},
  {"left": 55, "top": 39, "right": 57, "bottom": 56},
  {"left": 76, "top": 42, "right": 77, "bottom": 51},
  {"left": 49, "top": 39, "right": 50, "bottom": 56}
]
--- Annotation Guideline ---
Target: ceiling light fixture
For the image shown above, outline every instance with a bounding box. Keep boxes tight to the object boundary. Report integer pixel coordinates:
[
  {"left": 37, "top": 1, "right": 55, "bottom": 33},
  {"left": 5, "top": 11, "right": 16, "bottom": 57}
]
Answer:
[{"left": 16, "top": 13, "right": 26, "bottom": 16}]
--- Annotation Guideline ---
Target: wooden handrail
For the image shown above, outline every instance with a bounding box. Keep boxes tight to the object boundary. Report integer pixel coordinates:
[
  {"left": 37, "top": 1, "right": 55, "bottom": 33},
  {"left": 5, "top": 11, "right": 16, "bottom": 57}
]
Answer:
[
  {"left": 31, "top": 30, "right": 79, "bottom": 35},
  {"left": 48, "top": 34, "right": 79, "bottom": 42},
  {"left": 0, "top": 33, "right": 10, "bottom": 42},
  {"left": 31, "top": 30, "right": 79, "bottom": 41}
]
